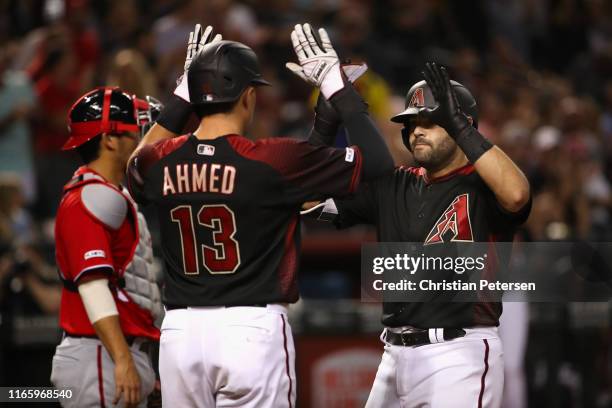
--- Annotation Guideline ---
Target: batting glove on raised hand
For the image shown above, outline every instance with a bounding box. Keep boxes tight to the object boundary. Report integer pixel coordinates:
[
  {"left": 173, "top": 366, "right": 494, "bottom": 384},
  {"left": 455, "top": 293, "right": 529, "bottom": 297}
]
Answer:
[
  {"left": 310, "top": 62, "right": 368, "bottom": 144},
  {"left": 421, "top": 62, "right": 471, "bottom": 139},
  {"left": 175, "top": 24, "right": 223, "bottom": 102},
  {"left": 286, "top": 23, "right": 345, "bottom": 99}
]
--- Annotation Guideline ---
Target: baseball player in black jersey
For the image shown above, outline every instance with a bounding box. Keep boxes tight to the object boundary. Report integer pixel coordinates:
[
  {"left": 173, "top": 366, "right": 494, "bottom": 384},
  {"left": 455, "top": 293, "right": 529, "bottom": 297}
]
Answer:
[
  {"left": 308, "top": 63, "right": 531, "bottom": 407},
  {"left": 126, "top": 24, "right": 393, "bottom": 407}
]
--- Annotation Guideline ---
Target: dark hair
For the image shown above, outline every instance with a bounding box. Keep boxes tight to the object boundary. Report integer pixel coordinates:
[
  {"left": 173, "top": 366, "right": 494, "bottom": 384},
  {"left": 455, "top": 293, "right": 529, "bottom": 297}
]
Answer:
[
  {"left": 75, "top": 134, "right": 103, "bottom": 164},
  {"left": 193, "top": 100, "right": 239, "bottom": 119}
]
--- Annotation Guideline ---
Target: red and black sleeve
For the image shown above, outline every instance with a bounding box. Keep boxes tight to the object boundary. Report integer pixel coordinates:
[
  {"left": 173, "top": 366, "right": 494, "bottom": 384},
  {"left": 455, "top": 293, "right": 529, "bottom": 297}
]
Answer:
[
  {"left": 333, "top": 181, "right": 379, "bottom": 229},
  {"left": 126, "top": 136, "right": 190, "bottom": 204},
  {"left": 230, "top": 137, "right": 362, "bottom": 204}
]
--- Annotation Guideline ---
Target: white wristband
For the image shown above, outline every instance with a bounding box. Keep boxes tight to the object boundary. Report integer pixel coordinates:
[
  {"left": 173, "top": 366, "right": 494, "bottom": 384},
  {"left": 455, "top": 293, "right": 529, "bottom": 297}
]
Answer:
[
  {"left": 78, "top": 279, "right": 118, "bottom": 324},
  {"left": 320, "top": 63, "right": 345, "bottom": 100},
  {"left": 174, "top": 74, "right": 191, "bottom": 102}
]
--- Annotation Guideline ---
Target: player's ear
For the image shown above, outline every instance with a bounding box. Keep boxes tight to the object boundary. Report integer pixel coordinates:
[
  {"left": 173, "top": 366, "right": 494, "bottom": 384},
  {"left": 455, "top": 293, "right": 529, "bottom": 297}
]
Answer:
[
  {"left": 243, "top": 86, "right": 256, "bottom": 110},
  {"left": 239, "top": 86, "right": 256, "bottom": 121},
  {"left": 101, "top": 133, "right": 118, "bottom": 152}
]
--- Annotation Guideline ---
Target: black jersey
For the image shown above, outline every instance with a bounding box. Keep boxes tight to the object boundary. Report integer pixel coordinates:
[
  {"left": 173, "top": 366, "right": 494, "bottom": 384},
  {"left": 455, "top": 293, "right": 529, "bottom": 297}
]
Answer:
[
  {"left": 335, "top": 164, "right": 530, "bottom": 328},
  {"left": 127, "top": 134, "right": 362, "bottom": 306}
]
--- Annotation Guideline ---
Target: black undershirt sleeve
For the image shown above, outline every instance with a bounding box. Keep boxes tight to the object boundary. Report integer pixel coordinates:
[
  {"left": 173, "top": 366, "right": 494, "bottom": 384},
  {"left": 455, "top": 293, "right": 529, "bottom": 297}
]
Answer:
[
  {"left": 308, "top": 93, "right": 339, "bottom": 147},
  {"left": 333, "top": 182, "right": 379, "bottom": 229},
  {"left": 329, "top": 84, "right": 394, "bottom": 181}
]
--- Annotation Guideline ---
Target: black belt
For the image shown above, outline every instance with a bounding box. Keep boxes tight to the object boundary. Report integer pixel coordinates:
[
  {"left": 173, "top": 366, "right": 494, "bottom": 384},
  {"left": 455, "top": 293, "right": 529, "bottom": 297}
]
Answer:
[
  {"left": 165, "top": 303, "right": 268, "bottom": 310},
  {"left": 384, "top": 328, "right": 466, "bottom": 347}
]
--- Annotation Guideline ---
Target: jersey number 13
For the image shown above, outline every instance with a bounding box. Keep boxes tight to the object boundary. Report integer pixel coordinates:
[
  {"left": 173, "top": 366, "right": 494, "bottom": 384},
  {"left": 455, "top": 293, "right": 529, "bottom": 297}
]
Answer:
[{"left": 170, "top": 204, "right": 241, "bottom": 275}]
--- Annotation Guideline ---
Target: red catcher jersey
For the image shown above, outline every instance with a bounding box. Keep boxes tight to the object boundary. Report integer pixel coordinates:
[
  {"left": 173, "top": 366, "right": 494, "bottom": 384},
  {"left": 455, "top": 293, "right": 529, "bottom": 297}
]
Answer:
[
  {"left": 127, "top": 134, "right": 362, "bottom": 307},
  {"left": 55, "top": 167, "right": 160, "bottom": 340}
]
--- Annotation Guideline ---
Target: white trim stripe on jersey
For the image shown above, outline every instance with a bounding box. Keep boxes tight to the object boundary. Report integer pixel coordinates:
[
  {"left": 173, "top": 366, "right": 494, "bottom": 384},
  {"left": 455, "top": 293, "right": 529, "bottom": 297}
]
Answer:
[{"left": 74, "top": 264, "right": 114, "bottom": 283}]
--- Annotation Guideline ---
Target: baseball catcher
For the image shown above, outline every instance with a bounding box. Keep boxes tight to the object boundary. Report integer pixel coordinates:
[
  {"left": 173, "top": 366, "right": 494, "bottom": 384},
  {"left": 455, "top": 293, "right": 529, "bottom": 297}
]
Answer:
[{"left": 51, "top": 87, "right": 163, "bottom": 407}]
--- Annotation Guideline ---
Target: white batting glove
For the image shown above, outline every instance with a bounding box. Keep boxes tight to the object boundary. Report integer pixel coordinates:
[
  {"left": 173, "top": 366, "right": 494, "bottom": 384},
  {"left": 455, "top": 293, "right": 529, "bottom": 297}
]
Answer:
[
  {"left": 289, "top": 62, "right": 368, "bottom": 87},
  {"left": 175, "top": 24, "right": 223, "bottom": 102},
  {"left": 286, "top": 24, "right": 345, "bottom": 99}
]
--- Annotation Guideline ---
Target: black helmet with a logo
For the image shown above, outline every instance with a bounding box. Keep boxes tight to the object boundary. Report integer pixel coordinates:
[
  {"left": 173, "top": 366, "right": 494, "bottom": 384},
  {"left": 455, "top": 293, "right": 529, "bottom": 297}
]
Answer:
[
  {"left": 187, "top": 40, "right": 270, "bottom": 105},
  {"left": 391, "top": 80, "right": 478, "bottom": 128}
]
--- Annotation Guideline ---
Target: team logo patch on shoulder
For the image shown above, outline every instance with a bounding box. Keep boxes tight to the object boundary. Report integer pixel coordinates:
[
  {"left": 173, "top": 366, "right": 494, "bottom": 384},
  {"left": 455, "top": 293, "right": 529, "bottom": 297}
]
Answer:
[
  {"left": 345, "top": 147, "right": 355, "bottom": 163},
  {"left": 424, "top": 193, "right": 474, "bottom": 245},
  {"left": 84, "top": 249, "right": 106, "bottom": 260},
  {"left": 197, "top": 144, "right": 215, "bottom": 156}
]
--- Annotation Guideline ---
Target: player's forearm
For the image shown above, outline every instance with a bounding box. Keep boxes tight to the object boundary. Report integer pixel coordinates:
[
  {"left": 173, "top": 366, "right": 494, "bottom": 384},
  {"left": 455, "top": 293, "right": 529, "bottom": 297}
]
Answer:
[
  {"left": 308, "top": 93, "right": 339, "bottom": 146},
  {"left": 93, "top": 315, "right": 134, "bottom": 364},
  {"left": 473, "top": 146, "right": 530, "bottom": 213},
  {"left": 131, "top": 95, "right": 192, "bottom": 162},
  {"left": 136, "top": 123, "right": 177, "bottom": 152},
  {"left": 307, "top": 124, "right": 336, "bottom": 146},
  {"left": 330, "top": 84, "right": 394, "bottom": 180},
  {"left": 78, "top": 278, "right": 132, "bottom": 362}
]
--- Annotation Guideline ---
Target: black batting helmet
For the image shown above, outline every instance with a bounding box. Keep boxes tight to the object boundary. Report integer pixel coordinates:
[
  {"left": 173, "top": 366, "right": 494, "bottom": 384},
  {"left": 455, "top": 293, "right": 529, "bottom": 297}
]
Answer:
[
  {"left": 187, "top": 40, "right": 270, "bottom": 105},
  {"left": 391, "top": 80, "right": 478, "bottom": 128},
  {"left": 63, "top": 87, "right": 162, "bottom": 150}
]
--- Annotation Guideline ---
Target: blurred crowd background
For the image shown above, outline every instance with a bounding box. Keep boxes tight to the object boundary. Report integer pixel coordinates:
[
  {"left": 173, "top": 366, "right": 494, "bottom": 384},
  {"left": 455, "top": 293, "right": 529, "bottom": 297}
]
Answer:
[{"left": 0, "top": 0, "right": 611, "bottom": 407}]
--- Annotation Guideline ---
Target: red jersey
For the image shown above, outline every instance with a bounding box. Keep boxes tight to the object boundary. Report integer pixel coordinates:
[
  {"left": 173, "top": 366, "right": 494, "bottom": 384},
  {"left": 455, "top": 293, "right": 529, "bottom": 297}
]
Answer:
[{"left": 55, "top": 167, "right": 160, "bottom": 340}]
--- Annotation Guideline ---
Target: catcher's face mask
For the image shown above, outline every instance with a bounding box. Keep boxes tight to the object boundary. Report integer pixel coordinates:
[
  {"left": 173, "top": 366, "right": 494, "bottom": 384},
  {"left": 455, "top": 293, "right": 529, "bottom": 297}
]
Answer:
[{"left": 63, "top": 87, "right": 163, "bottom": 150}]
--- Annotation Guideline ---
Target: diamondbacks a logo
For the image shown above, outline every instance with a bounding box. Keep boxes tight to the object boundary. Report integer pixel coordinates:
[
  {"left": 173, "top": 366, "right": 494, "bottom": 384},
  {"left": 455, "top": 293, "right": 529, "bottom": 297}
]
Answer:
[
  {"left": 409, "top": 88, "right": 425, "bottom": 107},
  {"left": 424, "top": 193, "right": 473, "bottom": 245}
]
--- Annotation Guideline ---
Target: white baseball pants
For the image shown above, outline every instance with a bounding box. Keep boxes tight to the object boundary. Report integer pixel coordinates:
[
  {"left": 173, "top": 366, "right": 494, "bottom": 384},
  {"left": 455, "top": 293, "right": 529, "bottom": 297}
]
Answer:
[
  {"left": 159, "top": 304, "right": 296, "bottom": 408},
  {"left": 365, "top": 326, "right": 504, "bottom": 408}
]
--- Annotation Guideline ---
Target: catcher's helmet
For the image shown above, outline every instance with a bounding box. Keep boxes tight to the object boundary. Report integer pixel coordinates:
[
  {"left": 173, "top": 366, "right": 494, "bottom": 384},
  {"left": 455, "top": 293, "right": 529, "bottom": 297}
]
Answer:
[
  {"left": 391, "top": 80, "right": 478, "bottom": 128},
  {"left": 63, "top": 87, "right": 162, "bottom": 150},
  {"left": 187, "top": 40, "right": 270, "bottom": 105}
]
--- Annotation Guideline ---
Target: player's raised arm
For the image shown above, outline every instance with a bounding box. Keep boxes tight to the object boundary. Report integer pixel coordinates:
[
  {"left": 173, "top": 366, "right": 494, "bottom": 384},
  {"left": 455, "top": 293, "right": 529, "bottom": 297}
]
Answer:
[
  {"left": 308, "top": 93, "right": 340, "bottom": 146},
  {"left": 421, "top": 63, "right": 530, "bottom": 213},
  {"left": 307, "top": 64, "right": 368, "bottom": 146},
  {"left": 287, "top": 23, "right": 394, "bottom": 180},
  {"left": 130, "top": 24, "right": 223, "bottom": 160}
]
